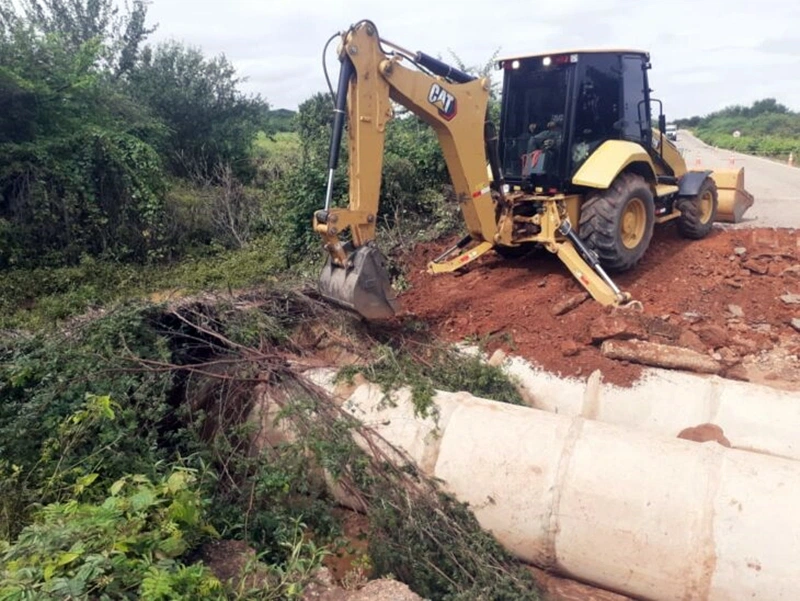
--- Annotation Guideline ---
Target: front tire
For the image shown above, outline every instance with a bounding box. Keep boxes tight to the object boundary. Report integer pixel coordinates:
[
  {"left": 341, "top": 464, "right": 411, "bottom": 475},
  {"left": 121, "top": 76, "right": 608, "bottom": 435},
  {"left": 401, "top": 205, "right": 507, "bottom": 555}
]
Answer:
[
  {"left": 677, "top": 178, "right": 718, "bottom": 239},
  {"left": 579, "top": 173, "right": 655, "bottom": 272}
]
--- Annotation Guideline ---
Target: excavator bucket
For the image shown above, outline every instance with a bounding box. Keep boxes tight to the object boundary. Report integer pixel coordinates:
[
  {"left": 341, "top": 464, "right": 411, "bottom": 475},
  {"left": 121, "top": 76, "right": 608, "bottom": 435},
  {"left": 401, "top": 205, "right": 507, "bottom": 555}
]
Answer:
[
  {"left": 710, "top": 168, "right": 755, "bottom": 223},
  {"left": 318, "top": 243, "right": 399, "bottom": 320}
]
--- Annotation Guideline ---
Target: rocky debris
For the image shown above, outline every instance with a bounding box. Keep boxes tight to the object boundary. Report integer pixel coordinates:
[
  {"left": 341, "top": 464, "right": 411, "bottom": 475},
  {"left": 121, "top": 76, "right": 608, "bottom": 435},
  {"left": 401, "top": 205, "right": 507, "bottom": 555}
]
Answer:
[
  {"left": 717, "top": 347, "right": 742, "bottom": 367},
  {"left": 791, "top": 318, "right": 800, "bottom": 333},
  {"left": 782, "top": 265, "right": 800, "bottom": 279},
  {"left": 695, "top": 324, "right": 729, "bottom": 349},
  {"left": 677, "top": 329, "right": 706, "bottom": 353},
  {"left": 552, "top": 292, "right": 589, "bottom": 316},
  {"left": 677, "top": 423, "right": 732, "bottom": 447},
  {"left": 780, "top": 293, "right": 800, "bottom": 305},
  {"left": 601, "top": 339, "right": 722, "bottom": 374},
  {"left": 346, "top": 580, "right": 422, "bottom": 601},
  {"left": 723, "top": 364, "right": 750, "bottom": 382},
  {"left": 487, "top": 348, "right": 507, "bottom": 367},
  {"left": 681, "top": 311, "right": 704, "bottom": 324},
  {"left": 561, "top": 341, "right": 582, "bottom": 357},
  {"left": 589, "top": 314, "right": 647, "bottom": 343},
  {"left": 643, "top": 316, "right": 683, "bottom": 341},
  {"left": 742, "top": 259, "right": 768, "bottom": 275},
  {"left": 727, "top": 304, "right": 745, "bottom": 318},
  {"left": 733, "top": 246, "right": 747, "bottom": 256},
  {"left": 730, "top": 335, "right": 759, "bottom": 355},
  {"left": 402, "top": 227, "right": 800, "bottom": 388},
  {"left": 303, "top": 572, "right": 422, "bottom": 601}
]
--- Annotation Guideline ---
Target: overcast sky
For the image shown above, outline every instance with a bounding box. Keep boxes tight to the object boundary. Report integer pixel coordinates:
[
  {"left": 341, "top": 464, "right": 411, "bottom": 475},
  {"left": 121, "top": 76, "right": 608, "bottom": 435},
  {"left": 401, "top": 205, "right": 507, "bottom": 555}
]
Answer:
[{"left": 147, "top": 0, "right": 800, "bottom": 118}]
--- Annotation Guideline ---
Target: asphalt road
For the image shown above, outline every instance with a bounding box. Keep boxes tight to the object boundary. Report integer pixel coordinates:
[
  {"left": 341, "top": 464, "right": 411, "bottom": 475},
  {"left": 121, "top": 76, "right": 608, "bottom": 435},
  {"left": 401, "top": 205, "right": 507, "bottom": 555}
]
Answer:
[{"left": 675, "top": 131, "right": 800, "bottom": 229}]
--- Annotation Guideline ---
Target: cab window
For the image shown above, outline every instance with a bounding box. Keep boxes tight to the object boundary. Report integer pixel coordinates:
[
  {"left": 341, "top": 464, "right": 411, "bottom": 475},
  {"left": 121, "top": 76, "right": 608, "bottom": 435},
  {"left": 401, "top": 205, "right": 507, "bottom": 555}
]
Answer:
[{"left": 571, "top": 55, "right": 622, "bottom": 172}]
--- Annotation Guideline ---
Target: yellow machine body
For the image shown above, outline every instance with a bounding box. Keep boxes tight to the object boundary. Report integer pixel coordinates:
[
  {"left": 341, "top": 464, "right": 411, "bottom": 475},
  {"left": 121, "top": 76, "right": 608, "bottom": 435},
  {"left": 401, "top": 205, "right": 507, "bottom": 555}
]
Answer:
[{"left": 313, "top": 21, "right": 754, "bottom": 319}]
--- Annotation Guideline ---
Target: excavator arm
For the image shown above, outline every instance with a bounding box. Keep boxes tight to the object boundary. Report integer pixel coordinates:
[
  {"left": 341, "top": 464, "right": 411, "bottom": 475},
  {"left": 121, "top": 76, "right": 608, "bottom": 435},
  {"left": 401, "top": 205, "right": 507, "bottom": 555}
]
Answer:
[{"left": 314, "top": 20, "right": 632, "bottom": 319}]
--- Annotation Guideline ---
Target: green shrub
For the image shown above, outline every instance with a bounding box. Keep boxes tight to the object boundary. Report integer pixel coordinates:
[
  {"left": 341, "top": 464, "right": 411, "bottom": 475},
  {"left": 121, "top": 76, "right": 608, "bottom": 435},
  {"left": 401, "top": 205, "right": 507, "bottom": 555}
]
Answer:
[
  {"left": 338, "top": 343, "right": 523, "bottom": 418},
  {"left": 681, "top": 99, "right": 800, "bottom": 157},
  {"left": 0, "top": 306, "right": 176, "bottom": 537},
  {"left": 0, "top": 469, "right": 223, "bottom": 600}
]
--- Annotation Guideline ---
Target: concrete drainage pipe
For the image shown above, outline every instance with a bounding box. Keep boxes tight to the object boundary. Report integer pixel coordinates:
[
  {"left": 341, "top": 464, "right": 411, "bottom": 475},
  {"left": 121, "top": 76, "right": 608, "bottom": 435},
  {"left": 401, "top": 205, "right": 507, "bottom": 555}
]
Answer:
[
  {"left": 304, "top": 370, "right": 800, "bottom": 601},
  {"left": 499, "top": 354, "right": 800, "bottom": 461}
]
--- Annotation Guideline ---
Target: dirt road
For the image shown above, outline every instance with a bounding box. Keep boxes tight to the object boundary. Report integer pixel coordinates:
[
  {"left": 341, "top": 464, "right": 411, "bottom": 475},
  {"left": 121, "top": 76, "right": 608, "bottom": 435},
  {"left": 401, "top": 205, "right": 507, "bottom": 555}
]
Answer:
[{"left": 677, "top": 131, "right": 800, "bottom": 228}]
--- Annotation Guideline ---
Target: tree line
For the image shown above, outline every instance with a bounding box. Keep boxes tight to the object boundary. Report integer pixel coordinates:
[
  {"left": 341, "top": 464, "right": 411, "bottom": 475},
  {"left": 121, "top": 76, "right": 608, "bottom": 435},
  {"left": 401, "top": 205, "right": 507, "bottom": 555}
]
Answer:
[
  {"left": 677, "top": 98, "right": 800, "bottom": 157},
  {"left": 1, "top": 0, "right": 459, "bottom": 276},
  {"left": 0, "top": 0, "right": 268, "bottom": 269}
]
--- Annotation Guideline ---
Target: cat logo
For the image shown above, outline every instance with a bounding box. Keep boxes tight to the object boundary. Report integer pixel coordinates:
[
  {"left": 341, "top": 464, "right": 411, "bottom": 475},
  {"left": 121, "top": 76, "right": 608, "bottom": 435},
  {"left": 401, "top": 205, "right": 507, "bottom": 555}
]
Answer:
[{"left": 428, "top": 83, "right": 457, "bottom": 121}]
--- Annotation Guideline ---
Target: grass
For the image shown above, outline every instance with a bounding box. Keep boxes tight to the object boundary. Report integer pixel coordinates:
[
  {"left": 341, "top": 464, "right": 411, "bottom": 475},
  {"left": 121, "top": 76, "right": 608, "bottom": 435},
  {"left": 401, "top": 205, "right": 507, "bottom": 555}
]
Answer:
[
  {"left": 0, "top": 235, "right": 292, "bottom": 330},
  {"left": 253, "top": 131, "right": 300, "bottom": 155}
]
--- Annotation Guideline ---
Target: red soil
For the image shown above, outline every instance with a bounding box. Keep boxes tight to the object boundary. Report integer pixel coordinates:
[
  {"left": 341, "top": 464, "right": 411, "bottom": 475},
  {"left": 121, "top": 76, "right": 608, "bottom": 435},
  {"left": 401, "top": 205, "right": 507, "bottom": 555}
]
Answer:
[{"left": 398, "top": 225, "right": 799, "bottom": 386}]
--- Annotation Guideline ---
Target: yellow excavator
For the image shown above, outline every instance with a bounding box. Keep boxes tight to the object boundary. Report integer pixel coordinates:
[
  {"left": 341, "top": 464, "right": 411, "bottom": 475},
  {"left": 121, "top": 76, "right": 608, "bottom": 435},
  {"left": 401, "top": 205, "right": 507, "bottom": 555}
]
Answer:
[{"left": 313, "top": 20, "right": 754, "bottom": 319}]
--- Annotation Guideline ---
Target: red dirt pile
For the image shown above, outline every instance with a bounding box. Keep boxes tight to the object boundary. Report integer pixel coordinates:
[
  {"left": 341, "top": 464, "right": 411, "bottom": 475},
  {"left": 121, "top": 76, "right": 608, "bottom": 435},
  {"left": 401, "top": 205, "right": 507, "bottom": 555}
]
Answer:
[{"left": 399, "top": 226, "right": 799, "bottom": 386}]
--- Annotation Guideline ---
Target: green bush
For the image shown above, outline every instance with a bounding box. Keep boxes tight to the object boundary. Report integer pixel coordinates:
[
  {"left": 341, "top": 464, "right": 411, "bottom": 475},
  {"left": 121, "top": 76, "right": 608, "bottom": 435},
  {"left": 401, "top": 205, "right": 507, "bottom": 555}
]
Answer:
[
  {"left": 0, "top": 306, "right": 177, "bottom": 537},
  {"left": 680, "top": 98, "right": 800, "bottom": 157},
  {"left": 0, "top": 469, "right": 222, "bottom": 600},
  {"left": 128, "top": 42, "right": 266, "bottom": 181}
]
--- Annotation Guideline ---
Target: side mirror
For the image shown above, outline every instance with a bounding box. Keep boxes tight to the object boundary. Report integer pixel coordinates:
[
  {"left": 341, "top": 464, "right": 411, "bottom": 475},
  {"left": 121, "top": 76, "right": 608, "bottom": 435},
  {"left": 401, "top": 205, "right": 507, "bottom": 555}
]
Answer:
[{"left": 658, "top": 114, "right": 666, "bottom": 134}]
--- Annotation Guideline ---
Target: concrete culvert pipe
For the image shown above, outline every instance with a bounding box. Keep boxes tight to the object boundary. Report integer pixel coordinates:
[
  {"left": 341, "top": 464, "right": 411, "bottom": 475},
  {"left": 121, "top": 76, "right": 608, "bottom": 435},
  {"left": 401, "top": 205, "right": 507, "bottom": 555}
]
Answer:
[
  {"left": 499, "top": 353, "right": 800, "bottom": 461},
  {"left": 304, "top": 370, "right": 800, "bottom": 601}
]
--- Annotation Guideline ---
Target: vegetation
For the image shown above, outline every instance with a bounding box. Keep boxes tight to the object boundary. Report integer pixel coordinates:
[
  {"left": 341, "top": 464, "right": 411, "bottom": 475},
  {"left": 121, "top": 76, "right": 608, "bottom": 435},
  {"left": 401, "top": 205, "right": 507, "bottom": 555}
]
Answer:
[
  {"left": 0, "top": 1, "right": 461, "bottom": 327},
  {"left": 678, "top": 98, "right": 800, "bottom": 158},
  {"left": 338, "top": 343, "right": 524, "bottom": 417},
  {"left": 0, "top": 3, "right": 534, "bottom": 597},
  {"left": 0, "top": 292, "right": 540, "bottom": 599}
]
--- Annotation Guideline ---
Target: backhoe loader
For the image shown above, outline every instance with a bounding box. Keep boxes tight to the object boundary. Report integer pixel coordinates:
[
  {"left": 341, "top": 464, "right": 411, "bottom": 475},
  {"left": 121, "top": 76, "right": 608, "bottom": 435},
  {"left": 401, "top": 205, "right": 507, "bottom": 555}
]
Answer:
[{"left": 313, "top": 20, "right": 754, "bottom": 320}]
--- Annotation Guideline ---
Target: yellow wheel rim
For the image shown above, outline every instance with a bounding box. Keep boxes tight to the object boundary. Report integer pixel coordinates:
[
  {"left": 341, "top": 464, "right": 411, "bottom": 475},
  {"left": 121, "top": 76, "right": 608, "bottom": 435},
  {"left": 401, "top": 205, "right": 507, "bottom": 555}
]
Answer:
[
  {"left": 698, "top": 189, "right": 714, "bottom": 224},
  {"left": 620, "top": 197, "right": 646, "bottom": 249}
]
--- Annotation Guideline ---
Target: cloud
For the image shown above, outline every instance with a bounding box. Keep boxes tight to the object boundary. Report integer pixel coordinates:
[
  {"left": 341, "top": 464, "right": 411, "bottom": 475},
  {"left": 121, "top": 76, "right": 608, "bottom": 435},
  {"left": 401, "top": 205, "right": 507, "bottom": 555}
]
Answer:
[
  {"left": 758, "top": 36, "right": 800, "bottom": 55},
  {"left": 143, "top": 0, "right": 800, "bottom": 116}
]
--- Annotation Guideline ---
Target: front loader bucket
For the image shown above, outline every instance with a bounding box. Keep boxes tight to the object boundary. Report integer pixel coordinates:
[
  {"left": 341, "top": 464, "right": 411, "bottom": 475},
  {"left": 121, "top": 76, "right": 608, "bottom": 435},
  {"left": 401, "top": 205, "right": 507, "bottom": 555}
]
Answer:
[
  {"left": 711, "top": 168, "right": 755, "bottom": 223},
  {"left": 318, "top": 243, "right": 399, "bottom": 320}
]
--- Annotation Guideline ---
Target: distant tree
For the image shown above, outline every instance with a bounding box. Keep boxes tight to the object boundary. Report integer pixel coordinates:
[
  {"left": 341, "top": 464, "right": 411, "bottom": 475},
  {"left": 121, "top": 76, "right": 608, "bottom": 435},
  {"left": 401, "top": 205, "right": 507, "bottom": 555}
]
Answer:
[
  {"left": 0, "top": 22, "right": 166, "bottom": 267},
  {"left": 447, "top": 49, "right": 502, "bottom": 123},
  {"left": 13, "top": 0, "right": 154, "bottom": 77},
  {"left": 128, "top": 41, "right": 267, "bottom": 180},
  {"left": 750, "top": 98, "right": 789, "bottom": 116},
  {"left": 265, "top": 108, "right": 297, "bottom": 133}
]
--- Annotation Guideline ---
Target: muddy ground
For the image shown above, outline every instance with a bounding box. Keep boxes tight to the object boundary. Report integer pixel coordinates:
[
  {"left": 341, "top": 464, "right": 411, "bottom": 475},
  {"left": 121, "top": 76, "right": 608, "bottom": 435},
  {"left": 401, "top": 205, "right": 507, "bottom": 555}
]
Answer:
[{"left": 399, "top": 225, "right": 800, "bottom": 388}]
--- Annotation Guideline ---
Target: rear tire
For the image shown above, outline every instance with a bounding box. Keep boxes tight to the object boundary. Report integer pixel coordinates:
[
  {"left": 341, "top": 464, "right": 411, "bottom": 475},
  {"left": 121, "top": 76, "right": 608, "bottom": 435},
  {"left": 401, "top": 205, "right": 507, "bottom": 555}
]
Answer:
[
  {"left": 677, "top": 178, "right": 718, "bottom": 239},
  {"left": 579, "top": 173, "right": 655, "bottom": 272}
]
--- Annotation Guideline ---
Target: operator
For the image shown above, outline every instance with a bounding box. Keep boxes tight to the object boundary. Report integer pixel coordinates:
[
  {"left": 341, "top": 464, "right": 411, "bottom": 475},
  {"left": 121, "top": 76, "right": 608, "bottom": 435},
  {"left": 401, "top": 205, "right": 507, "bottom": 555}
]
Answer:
[
  {"left": 523, "top": 115, "right": 563, "bottom": 175},
  {"left": 527, "top": 115, "right": 564, "bottom": 153}
]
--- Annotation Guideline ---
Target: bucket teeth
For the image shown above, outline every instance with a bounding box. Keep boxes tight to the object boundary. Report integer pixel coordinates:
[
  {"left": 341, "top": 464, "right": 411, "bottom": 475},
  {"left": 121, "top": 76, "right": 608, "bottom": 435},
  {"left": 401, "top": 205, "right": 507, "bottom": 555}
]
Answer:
[{"left": 318, "top": 243, "right": 399, "bottom": 320}]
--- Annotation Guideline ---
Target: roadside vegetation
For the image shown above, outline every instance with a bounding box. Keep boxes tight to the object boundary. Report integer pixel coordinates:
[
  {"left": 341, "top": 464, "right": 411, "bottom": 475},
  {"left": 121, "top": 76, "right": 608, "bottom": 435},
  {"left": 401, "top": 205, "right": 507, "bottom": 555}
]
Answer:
[
  {"left": 0, "top": 291, "right": 540, "bottom": 599},
  {"left": 0, "top": 1, "right": 534, "bottom": 598},
  {"left": 0, "top": 0, "right": 465, "bottom": 329},
  {"left": 678, "top": 98, "right": 800, "bottom": 159}
]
